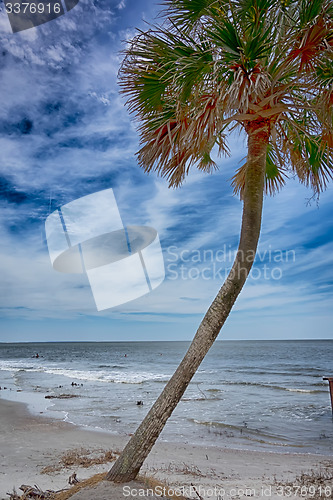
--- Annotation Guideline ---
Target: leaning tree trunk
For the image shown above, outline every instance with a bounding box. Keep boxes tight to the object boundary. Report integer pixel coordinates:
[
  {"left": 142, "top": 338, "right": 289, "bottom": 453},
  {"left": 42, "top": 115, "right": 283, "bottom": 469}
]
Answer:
[{"left": 107, "top": 121, "right": 270, "bottom": 482}]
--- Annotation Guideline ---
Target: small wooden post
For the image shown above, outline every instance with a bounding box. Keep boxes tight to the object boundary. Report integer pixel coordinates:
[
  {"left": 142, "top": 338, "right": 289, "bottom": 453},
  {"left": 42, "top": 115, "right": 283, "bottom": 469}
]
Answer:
[{"left": 323, "top": 377, "right": 333, "bottom": 414}]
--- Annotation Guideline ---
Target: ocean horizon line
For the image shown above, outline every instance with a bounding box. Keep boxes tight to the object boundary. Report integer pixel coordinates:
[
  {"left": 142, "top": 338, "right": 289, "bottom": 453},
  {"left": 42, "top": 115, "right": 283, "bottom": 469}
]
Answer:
[{"left": 0, "top": 338, "right": 332, "bottom": 344}]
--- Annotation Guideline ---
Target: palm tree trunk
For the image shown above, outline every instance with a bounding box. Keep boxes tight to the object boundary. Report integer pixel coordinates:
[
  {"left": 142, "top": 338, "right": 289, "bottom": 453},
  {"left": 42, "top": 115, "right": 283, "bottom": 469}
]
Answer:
[{"left": 106, "top": 122, "right": 270, "bottom": 482}]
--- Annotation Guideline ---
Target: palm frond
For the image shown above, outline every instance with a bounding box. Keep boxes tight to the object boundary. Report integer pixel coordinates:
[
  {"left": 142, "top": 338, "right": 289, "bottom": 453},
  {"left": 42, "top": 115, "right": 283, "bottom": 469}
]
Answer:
[
  {"left": 161, "top": 0, "right": 229, "bottom": 29},
  {"left": 278, "top": 116, "right": 333, "bottom": 193},
  {"left": 288, "top": 17, "right": 333, "bottom": 72},
  {"left": 137, "top": 92, "right": 230, "bottom": 187}
]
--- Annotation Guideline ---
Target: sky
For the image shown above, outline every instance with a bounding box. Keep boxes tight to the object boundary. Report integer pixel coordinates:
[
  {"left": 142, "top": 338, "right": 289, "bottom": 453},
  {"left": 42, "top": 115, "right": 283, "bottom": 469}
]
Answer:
[{"left": 0, "top": 0, "right": 332, "bottom": 343}]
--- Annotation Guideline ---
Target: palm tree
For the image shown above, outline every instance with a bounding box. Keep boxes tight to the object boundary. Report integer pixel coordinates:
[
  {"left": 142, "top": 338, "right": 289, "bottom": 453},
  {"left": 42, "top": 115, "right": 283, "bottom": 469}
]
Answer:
[{"left": 107, "top": 0, "right": 333, "bottom": 482}]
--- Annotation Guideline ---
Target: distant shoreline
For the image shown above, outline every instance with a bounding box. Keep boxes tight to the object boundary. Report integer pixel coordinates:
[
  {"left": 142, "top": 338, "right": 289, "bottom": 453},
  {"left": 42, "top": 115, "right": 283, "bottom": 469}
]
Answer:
[{"left": 1, "top": 338, "right": 333, "bottom": 344}]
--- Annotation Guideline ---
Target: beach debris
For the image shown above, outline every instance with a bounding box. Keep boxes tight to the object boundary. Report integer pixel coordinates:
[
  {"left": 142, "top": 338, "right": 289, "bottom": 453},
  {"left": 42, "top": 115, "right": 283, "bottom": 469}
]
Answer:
[
  {"left": 196, "top": 383, "right": 207, "bottom": 400},
  {"left": 6, "top": 487, "right": 20, "bottom": 500},
  {"left": 41, "top": 447, "right": 118, "bottom": 474},
  {"left": 323, "top": 377, "right": 333, "bottom": 414},
  {"left": 6, "top": 484, "right": 71, "bottom": 500},
  {"left": 191, "top": 483, "right": 204, "bottom": 500},
  {"left": 68, "top": 472, "right": 79, "bottom": 485},
  {"left": 20, "top": 485, "right": 48, "bottom": 498},
  {"left": 44, "top": 394, "right": 79, "bottom": 399},
  {"left": 6, "top": 484, "right": 56, "bottom": 499}
]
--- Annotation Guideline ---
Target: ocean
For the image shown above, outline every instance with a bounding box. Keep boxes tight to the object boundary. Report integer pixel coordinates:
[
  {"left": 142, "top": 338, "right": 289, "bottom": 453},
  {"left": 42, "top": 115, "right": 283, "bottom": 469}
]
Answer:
[{"left": 0, "top": 340, "right": 332, "bottom": 455}]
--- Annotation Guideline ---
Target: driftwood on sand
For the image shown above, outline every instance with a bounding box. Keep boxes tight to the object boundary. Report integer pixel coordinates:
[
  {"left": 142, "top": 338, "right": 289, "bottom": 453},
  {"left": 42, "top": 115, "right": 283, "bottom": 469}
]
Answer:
[
  {"left": 6, "top": 476, "right": 76, "bottom": 500},
  {"left": 6, "top": 484, "right": 56, "bottom": 499}
]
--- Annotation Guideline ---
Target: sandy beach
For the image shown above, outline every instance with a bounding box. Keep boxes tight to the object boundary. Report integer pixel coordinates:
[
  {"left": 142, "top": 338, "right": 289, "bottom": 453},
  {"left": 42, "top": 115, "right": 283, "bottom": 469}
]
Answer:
[{"left": 0, "top": 397, "right": 332, "bottom": 500}]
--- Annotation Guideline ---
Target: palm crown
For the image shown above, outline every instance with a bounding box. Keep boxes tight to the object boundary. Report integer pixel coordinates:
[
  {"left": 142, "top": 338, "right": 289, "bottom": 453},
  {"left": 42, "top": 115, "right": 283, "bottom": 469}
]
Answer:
[{"left": 120, "top": 0, "right": 333, "bottom": 196}]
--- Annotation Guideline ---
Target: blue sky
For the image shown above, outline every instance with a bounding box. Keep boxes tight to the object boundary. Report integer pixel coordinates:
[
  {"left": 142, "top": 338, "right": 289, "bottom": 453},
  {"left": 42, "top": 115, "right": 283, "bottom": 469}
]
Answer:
[{"left": 0, "top": 0, "right": 332, "bottom": 342}]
